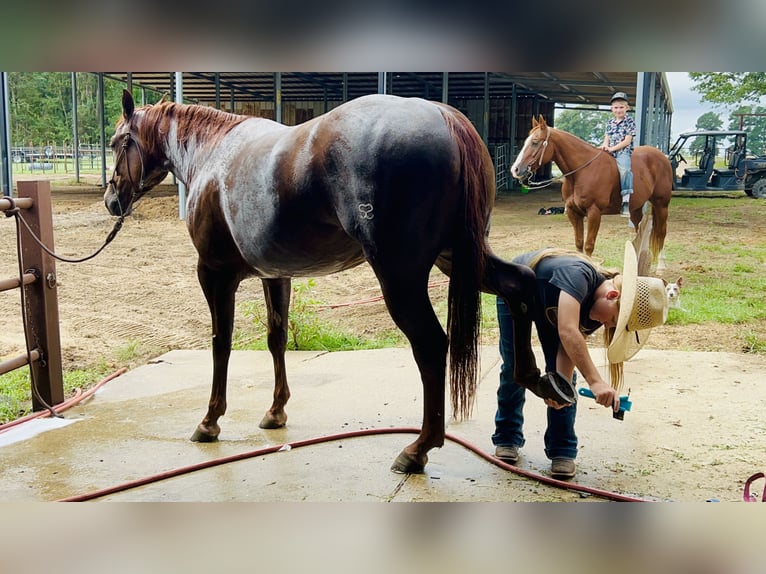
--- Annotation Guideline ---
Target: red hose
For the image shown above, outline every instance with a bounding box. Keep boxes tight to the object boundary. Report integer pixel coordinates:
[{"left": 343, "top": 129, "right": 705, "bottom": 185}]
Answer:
[
  {"left": 3, "top": 366, "right": 650, "bottom": 502},
  {"left": 315, "top": 280, "right": 449, "bottom": 309},
  {"left": 0, "top": 368, "right": 128, "bottom": 434},
  {"left": 58, "top": 426, "right": 651, "bottom": 503}
]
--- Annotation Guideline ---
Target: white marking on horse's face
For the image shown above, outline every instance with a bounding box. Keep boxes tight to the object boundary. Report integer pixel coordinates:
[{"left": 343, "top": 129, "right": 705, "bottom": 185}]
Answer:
[{"left": 510, "top": 133, "right": 534, "bottom": 178}]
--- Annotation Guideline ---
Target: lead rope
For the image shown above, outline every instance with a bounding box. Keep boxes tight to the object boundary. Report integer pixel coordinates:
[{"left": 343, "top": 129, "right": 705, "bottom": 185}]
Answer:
[
  {"left": 9, "top": 131, "right": 139, "bottom": 263},
  {"left": 2, "top": 139, "right": 133, "bottom": 417},
  {"left": 12, "top": 210, "right": 124, "bottom": 264}
]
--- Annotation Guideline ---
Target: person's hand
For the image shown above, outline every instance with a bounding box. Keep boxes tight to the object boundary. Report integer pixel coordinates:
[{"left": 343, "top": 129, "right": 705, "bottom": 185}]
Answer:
[
  {"left": 543, "top": 398, "right": 571, "bottom": 410},
  {"left": 588, "top": 381, "right": 619, "bottom": 412}
]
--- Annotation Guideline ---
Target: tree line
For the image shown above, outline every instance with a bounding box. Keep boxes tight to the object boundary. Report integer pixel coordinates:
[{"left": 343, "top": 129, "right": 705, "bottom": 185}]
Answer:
[{"left": 6, "top": 73, "right": 163, "bottom": 149}]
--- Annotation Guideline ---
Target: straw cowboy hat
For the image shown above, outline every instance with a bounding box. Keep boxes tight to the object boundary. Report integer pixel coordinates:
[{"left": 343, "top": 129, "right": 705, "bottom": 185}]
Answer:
[{"left": 607, "top": 241, "right": 669, "bottom": 363}]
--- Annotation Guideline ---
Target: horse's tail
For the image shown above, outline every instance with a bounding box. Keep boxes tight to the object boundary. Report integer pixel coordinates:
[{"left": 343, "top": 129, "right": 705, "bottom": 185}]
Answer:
[
  {"left": 438, "top": 106, "right": 493, "bottom": 421},
  {"left": 648, "top": 150, "right": 674, "bottom": 262}
]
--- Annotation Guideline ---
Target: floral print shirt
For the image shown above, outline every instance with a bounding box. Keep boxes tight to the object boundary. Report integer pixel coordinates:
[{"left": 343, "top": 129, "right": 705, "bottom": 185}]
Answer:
[{"left": 605, "top": 115, "right": 636, "bottom": 155}]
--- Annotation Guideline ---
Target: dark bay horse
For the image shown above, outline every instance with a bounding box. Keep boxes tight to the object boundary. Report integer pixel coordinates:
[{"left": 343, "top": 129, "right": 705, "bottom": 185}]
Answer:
[
  {"left": 104, "top": 89, "right": 551, "bottom": 474},
  {"left": 511, "top": 116, "right": 673, "bottom": 263}
]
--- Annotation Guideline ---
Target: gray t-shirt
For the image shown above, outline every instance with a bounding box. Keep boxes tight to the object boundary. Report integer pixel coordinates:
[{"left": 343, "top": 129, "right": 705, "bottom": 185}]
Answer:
[{"left": 513, "top": 251, "right": 605, "bottom": 336}]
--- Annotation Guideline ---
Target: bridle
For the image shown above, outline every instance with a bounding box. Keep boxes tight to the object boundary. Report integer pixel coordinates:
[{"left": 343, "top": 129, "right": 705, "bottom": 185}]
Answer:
[
  {"left": 527, "top": 125, "right": 552, "bottom": 170},
  {"left": 108, "top": 130, "right": 146, "bottom": 214},
  {"left": 519, "top": 125, "right": 603, "bottom": 189}
]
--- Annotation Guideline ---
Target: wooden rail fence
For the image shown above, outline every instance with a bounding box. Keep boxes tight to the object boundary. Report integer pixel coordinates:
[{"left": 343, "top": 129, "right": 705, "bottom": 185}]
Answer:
[{"left": 0, "top": 181, "right": 64, "bottom": 410}]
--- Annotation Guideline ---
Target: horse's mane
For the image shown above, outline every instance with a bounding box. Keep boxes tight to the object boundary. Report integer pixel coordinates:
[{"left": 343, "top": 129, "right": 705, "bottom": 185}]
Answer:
[
  {"left": 135, "top": 101, "right": 251, "bottom": 149},
  {"left": 548, "top": 125, "right": 599, "bottom": 150}
]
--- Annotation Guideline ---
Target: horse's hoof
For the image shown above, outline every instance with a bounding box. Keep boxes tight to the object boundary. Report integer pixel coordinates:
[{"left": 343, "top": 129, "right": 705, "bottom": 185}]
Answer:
[
  {"left": 258, "top": 412, "right": 287, "bottom": 429},
  {"left": 391, "top": 451, "right": 427, "bottom": 474},
  {"left": 524, "top": 372, "right": 577, "bottom": 405},
  {"left": 515, "top": 369, "right": 541, "bottom": 389},
  {"left": 190, "top": 426, "right": 219, "bottom": 442}
]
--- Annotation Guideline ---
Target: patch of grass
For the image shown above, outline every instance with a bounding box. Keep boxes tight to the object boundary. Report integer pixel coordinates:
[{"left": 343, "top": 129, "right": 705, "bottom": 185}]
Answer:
[
  {"left": 658, "top": 224, "right": 766, "bottom": 327},
  {"left": 115, "top": 340, "right": 143, "bottom": 364},
  {"left": 0, "top": 364, "right": 114, "bottom": 424},
  {"left": 0, "top": 369, "right": 30, "bottom": 423},
  {"left": 234, "top": 280, "right": 404, "bottom": 352},
  {"left": 743, "top": 332, "right": 766, "bottom": 354}
]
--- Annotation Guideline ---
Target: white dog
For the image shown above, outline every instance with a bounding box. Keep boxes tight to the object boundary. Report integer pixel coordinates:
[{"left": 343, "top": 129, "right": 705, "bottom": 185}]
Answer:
[{"left": 663, "top": 277, "right": 684, "bottom": 310}]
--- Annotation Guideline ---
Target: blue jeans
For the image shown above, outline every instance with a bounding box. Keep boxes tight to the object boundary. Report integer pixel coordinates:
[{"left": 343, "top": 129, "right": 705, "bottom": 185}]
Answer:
[
  {"left": 492, "top": 297, "right": 578, "bottom": 460},
  {"left": 615, "top": 149, "right": 633, "bottom": 199}
]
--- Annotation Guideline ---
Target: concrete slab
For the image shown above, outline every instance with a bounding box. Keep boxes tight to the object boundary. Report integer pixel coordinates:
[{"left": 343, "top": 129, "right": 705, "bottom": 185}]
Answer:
[{"left": 0, "top": 346, "right": 763, "bottom": 502}]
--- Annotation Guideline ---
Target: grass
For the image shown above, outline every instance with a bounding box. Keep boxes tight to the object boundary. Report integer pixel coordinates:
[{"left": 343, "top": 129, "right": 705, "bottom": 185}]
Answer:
[
  {"left": 0, "top": 364, "right": 114, "bottom": 424},
  {"left": 234, "top": 282, "right": 503, "bottom": 353},
  {"left": 233, "top": 280, "right": 403, "bottom": 352},
  {"left": 0, "top": 339, "right": 153, "bottom": 425},
  {"left": 658, "top": 195, "right": 766, "bottom": 351},
  {"left": 660, "top": 237, "right": 766, "bottom": 327}
]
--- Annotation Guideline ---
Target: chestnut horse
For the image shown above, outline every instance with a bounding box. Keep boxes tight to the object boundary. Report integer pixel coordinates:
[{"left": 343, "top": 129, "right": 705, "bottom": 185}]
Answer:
[
  {"left": 104, "top": 90, "right": 552, "bottom": 474},
  {"left": 511, "top": 116, "right": 672, "bottom": 262}
]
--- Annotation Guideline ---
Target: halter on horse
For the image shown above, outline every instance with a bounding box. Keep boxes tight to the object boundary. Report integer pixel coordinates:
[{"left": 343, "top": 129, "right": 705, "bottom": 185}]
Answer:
[
  {"left": 511, "top": 116, "right": 672, "bottom": 263},
  {"left": 104, "top": 90, "right": 561, "bottom": 474}
]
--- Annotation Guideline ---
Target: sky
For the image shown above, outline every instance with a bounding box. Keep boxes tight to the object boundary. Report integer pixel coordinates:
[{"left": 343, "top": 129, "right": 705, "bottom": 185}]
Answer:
[{"left": 664, "top": 72, "right": 728, "bottom": 140}]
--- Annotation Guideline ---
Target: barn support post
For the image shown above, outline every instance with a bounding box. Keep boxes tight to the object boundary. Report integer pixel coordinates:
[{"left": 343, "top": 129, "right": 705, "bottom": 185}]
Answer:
[
  {"left": 71, "top": 73, "right": 80, "bottom": 184},
  {"left": 1, "top": 72, "right": 11, "bottom": 197},
  {"left": 16, "top": 180, "right": 64, "bottom": 409},
  {"left": 97, "top": 73, "right": 107, "bottom": 189}
]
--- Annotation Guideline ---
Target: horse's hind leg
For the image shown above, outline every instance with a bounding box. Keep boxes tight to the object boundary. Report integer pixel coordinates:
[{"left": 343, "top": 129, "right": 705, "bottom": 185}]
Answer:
[
  {"left": 191, "top": 263, "right": 241, "bottom": 442},
  {"left": 259, "top": 278, "right": 291, "bottom": 429},
  {"left": 374, "top": 268, "right": 447, "bottom": 474},
  {"left": 479, "top": 253, "right": 542, "bottom": 387}
]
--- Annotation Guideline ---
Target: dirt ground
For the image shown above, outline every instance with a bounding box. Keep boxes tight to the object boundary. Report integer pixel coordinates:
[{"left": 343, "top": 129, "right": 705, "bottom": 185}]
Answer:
[{"left": 2, "top": 174, "right": 765, "bottom": 500}]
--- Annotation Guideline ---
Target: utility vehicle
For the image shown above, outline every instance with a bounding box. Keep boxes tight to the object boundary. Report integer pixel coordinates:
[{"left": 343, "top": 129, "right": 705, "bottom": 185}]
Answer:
[{"left": 667, "top": 129, "right": 766, "bottom": 197}]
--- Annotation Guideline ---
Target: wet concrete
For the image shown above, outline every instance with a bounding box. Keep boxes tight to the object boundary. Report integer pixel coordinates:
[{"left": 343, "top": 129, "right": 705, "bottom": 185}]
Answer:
[{"left": 1, "top": 347, "right": 763, "bottom": 501}]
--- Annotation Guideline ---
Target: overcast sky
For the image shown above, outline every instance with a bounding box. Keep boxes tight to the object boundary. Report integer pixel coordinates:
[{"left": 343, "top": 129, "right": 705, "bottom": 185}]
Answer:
[
  {"left": 665, "top": 72, "right": 722, "bottom": 139},
  {"left": 663, "top": 72, "right": 748, "bottom": 139}
]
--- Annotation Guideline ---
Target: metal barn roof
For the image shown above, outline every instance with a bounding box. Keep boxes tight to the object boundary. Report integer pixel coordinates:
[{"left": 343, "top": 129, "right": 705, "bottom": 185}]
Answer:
[{"left": 101, "top": 72, "right": 640, "bottom": 106}]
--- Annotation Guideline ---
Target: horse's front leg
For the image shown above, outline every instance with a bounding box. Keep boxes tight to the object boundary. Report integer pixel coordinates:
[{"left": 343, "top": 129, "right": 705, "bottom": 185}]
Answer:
[
  {"left": 583, "top": 205, "right": 602, "bottom": 257},
  {"left": 191, "top": 263, "right": 241, "bottom": 442},
  {"left": 259, "top": 278, "right": 291, "bottom": 429},
  {"left": 566, "top": 207, "right": 585, "bottom": 253},
  {"left": 480, "top": 253, "right": 541, "bottom": 387}
]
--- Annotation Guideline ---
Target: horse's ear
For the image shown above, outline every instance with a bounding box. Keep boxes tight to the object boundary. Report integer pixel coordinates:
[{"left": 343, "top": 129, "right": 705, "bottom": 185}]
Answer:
[
  {"left": 538, "top": 114, "right": 548, "bottom": 127},
  {"left": 532, "top": 116, "right": 539, "bottom": 129},
  {"left": 122, "top": 89, "right": 135, "bottom": 121},
  {"left": 158, "top": 92, "right": 169, "bottom": 104}
]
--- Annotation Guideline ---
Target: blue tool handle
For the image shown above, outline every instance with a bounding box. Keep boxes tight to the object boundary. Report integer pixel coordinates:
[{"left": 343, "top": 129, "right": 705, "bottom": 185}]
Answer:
[{"left": 578, "top": 387, "right": 632, "bottom": 411}]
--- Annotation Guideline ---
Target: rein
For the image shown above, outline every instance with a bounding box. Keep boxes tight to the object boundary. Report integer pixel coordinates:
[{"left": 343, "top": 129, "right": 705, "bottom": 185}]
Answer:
[{"left": 521, "top": 127, "right": 603, "bottom": 189}]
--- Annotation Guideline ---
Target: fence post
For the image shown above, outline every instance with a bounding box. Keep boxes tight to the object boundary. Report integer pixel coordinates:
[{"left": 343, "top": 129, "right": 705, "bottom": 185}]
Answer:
[{"left": 16, "top": 180, "right": 64, "bottom": 409}]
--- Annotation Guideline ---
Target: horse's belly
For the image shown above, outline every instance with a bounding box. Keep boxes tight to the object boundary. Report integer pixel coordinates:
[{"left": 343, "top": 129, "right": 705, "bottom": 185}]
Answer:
[{"left": 238, "top": 235, "right": 366, "bottom": 278}]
